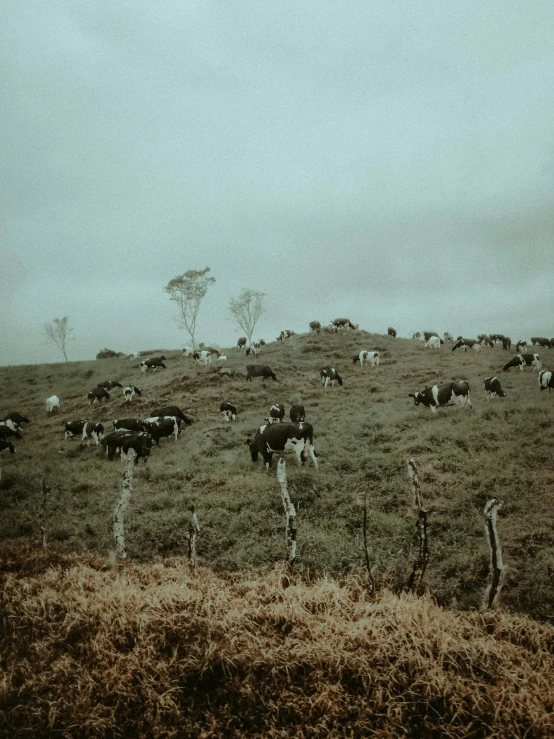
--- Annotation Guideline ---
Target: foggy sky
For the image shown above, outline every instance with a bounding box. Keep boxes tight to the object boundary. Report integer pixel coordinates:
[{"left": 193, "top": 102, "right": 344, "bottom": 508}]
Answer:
[{"left": 2, "top": 1, "right": 554, "bottom": 365}]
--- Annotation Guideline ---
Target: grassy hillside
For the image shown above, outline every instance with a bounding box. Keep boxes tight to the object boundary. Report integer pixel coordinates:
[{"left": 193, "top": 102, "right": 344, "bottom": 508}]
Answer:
[{"left": 1, "top": 330, "right": 554, "bottom": 619}]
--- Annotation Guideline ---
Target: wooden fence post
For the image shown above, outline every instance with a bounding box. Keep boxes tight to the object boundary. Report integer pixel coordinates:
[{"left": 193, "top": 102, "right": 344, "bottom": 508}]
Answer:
[
  {"left": 188, "top": 505, "right": 200, "bottom": 573},
  {"left": 407, "top": 457, "right": 422, "bottom": 510},
  {"left": 406, "top": 457, "right": 430, "bottom": 594},
  {"left": 482, "top": 498, "right": 505, "bottom": 609},
  {"left": 39, "top": 479, "right": 50, "bottom": 549},
  {"left": 362, "top": 493, "right": 375, "bottom": 595},
  {"left": 277, "top": 458, "right": 297, "bottom": 565},
  {"left": 113, "top": 450, "right": 136, "bottom": 561}
]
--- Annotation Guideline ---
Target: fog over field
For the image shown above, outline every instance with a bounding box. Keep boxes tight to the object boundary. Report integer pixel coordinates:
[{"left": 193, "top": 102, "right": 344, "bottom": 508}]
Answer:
[{"left": 1, "top": 1, "right": 554, "bottom": 366}]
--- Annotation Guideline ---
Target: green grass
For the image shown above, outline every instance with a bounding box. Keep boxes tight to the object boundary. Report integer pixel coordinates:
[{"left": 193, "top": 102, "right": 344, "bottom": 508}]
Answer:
[{"left": 1, "top": 331, "right": 554, "bottom": 619}]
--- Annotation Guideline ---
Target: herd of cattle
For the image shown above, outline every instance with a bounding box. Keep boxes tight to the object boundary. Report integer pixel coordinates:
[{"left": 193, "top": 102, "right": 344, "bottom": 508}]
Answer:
[{"left": 1, "top": 321, "right": 553, "bottom": 468}]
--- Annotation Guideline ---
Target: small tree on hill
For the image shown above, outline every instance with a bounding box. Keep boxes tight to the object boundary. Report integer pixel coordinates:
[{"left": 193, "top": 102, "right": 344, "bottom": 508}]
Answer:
[
  {"left": 43, "top": 316, "right": 74, "bottom": 362},
  {"left": 228, "top": 289, "right": 266, "bottom": 345},
  {"left": 164, "top": 267, "right": 216, "bottom": 349}
]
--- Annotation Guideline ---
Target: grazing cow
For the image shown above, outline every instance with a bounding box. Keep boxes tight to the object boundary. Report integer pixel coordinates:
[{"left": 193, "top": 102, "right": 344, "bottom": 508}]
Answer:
[
  {"left": 150, "top": 406, "right": 193, "bottom": 425},
  {"left": 123, "top": 385, "right": 142, "bottom": 403},
  {"left": 46, "top": 395, "right": 60, "bottom": 414},
  {"left": 477, "top": 334, "right": 493, "bottom": 347},
  {"left": 0, "top": 439, "right": 15, "bottom": 454},
  {"left": 289, "top": 404, "right": 305, "bottom": 423},
  {"left": 320, "top": 367, "right": 343, "bottom": 388},
  {"left": 113, "top": 418, "right": 147, "bottom": 433},
  {"left": 409, "top": 381, "right": 472, "bottom": 412},
  {"left": 531, "top": 337, "right": 551, "bottom": 348},
  {"left": 501, "top": 336, "right": 512, "bottom": 351},
  {"left": 330, "top": 318, "right": 358, "bottom": 331},
  {"left": 539, "top": 370, "right": 554, "bottom": 390},
  {"left": 128, "top": 352, "right": 140, "bottom": 360},
  {"left": 423, "top": 332, "right": 439, "bottom": 342},
  {"left": 484, "top": 376, "right": 506, "bottom": 399},
  {"left": 246, "top": 422, "right": 318, "bottom": 469},
  {"left": 277, "top": 329, "right": 295, "bottom": 341},
  {"left": 309, "top": 321, "right": 321, "bottom": 333},
  {"left": 353, "top": 350, "right": 379, "bottom": 367},
  {"left": 217, "top": 355, "right": 228, "bottom": 362},
  {"left": 0, "top": 424, "right": 22, "bottom": 441},
  {"left": 452, "top": 339, "right": 480, "bottom": 352},
  {"left": 490, "top": 334, "right": 506, "bottom": 346},
  {"left": 139, "top": 356, "right": 167, "bottom": 373},
  {"left": 88, "top": 387, "right": 110, "bottom": 406},
  {"left": 237, "top": 337, "right": 247, "bottom": 349},
  {"left": 246, "top": 342, "right": 261, "bottom": 357},
  {"left": 98, "top": 380, "right": 122, "bottom": 392},
  {"left": 444, "top": 332, "right": 453, "bottom": 342},
  {"left": 101, "top": 430, "right": 151, "bottom": 462},
  {"left": 120, "top": 432, "right": 153, "bottom": 463},
  {"left": 516, "top": 340, "right": 527, "bottom": 352},
  {"left": 503, "top": 354, "right": 541, "bottom": 372},
  {"left": 144, "top": 417, "right": 180, "bottom": 444},
  {"left": 425, "top": 336, "right": 441, "bottom": 349},
  {"left": 194, "top": 350, "right": 213, "bottom": 365},
  {"left": 64, "top": 420, "right": 87, "bottom": 440},
  {"left": 182, "top": 346, "right": 194, "bottom": 357},
  {"left": 220, "top": 402, "right": 237, "bottom": 422},
  {"left": 387, "top": 327, "right": 397, "bottom": 337},
  {"left": 0, "top": 419, "right": 20, "bottom": 433},
  {"left": 3, "top": 412, "right": 29, "bottom": 427},
  {"left": 267, "top": 403, "right": 285, "bottom": 424},
  {"left": 82, "top": 422, "right": 104, "bottom": 446},
  {"left": 412, "top": 332, "right": 421, "bottom": 340},
  {"left": 246, "top": 365, "right": 277, "bottom": 382}
]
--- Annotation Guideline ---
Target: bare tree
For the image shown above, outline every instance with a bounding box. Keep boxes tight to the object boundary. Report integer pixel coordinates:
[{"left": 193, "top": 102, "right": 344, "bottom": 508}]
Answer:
[
  {"left": 43, "top": 316, "right": 74, "bottom": 362},
  {"left": 228, "top": 289, "right": 266, "bottom": 345},
  {"left": 164, "top": 267, "right": 216, "bottom": 349}
]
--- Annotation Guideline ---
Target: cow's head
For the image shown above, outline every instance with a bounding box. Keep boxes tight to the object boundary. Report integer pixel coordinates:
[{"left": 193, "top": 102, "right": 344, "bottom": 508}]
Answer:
[
  {"left": 246, "top": 438, "right": 258, "bottom": 461},
  {"left": 409, "top": 392, "right": 422, "bottom": 406}
]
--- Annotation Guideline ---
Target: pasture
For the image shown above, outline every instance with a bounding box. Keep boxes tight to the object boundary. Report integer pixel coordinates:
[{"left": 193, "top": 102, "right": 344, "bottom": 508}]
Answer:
[{"left": 1, "top": 330, "right": 554, "bottom": 619}]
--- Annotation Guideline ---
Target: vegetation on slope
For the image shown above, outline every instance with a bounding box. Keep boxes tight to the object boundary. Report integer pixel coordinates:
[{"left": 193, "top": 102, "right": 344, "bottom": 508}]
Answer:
[{"left": 1, "top": 330, "right": 553, "bottom": 618}]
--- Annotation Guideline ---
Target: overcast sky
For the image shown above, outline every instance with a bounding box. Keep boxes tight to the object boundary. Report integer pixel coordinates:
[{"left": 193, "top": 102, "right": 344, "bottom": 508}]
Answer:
[{"left": 1, "top": 1, "right": 553, "bottom": 365}]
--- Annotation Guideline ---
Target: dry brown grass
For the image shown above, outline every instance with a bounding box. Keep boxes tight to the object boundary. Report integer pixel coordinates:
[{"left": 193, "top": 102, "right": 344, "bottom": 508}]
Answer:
[{"left": 1, "top": 542, "right": 553, "bottom": 738}]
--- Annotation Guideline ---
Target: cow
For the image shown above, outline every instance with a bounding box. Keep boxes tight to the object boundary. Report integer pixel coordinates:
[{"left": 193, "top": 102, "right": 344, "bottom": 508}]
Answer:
[
  {"left": 501, "top": 337, "right": 512, "bottom": 351},
  {"left": 353, "top": 350, "right": 379, "bottom": 367},
  {"left": 531, "top": 337, "right": 551, "bottom": 348},
  {"left": 139, "top": 356, "right": 167, "bottom": 373},
  {"left": 477, "top": 334, "right": 493, "bottom": 347},
  {"left": 3, "top": 412, "right": 29, "bottom": 427},
  {"left": 330, "top": 318, "right": 358, "bottom": 331},
  {"left": 97, "top": 380, "right": 122, "bottom": 392},
  {"left": 309, "top": 321, "right": 321, "bottom": 334},
  {"left": 220, "top": 402, "right": 237, "bottom": 422},
  {"left": 539, "top": 370, "right": 554, "bottom": 390},
  {"left": 202, "top": 347, "right": 220, "bottom": 357},
  {"left": 82, "top": 422, "right": 104, "bottom": 446},
  {"left": 425, "top": 336, "right": 441, "bottom": 349},
  {"left": 144, "top": 416, "right": 180, "bottom": 444},
  {"left": 320, "top": 367, "right": 343, "bottom": 388},
  {"left": 444, "top": 332, "right": 453, "bottom": 342},
  {"left": 217, "top": 355, "right": 228, "bottom": 362},
  {"left": 182, "top": 346, "right": 194, "bottom": 357},
  {"left": 409, "top": 381, "right": 471, "bottom": 412},
  {"left": 0, "top": 424, "right": 22, "bottom": 441},
  {"left": 490, "top": 334, "right": 507, "bottom": 346},
  {"left": 423, "top": 332, "right": 439, "bottom": 342},
  {"left": 387, "top": 327, "right": 397, "bottom": 337},
  {"left": 516, "top": 340, "right": 527, "bottom": 353},
  {"left": 64, "top": 420, "right": 87, "bottom": 440},
  {"left": 246, "top": 422, "right": 318, "bottom": 469},
  {"left": 46, "top": 395, "right": 60, "bottom": 414},
  {"left": 113, "top": 418, "right": 147, "bottom": 433},
  {"left": 289, "top": 404, "right": 306, "bottom": 423},
  {"left": 277, "top": 330, "right": 295, "bottom": 341},
  {"left": 101, "top": 430, "right": 151, "bottom": 462},
  {"left": 246, "top": 342, "right": 261, "bottom": 357},
  {"left": 149, "top": 406, "right": 193, "bottom": 425},
  {"left": 267, "top": 403, "right": 285, "bottom": 424},
  {"left": 123, "top": 385, "right": 142, "bottom": 403},
  {"left": 412, "top": 332, "right": 421, "bottom": 340},
  {"left": 503, "top": 354, "right": 541, "bottom": 372},
  {"left": 484, "top": 376, "right": 506, "bottom": 399},
  {"left": 120, "top": 432, "right": 153, "bottom": 463},
  {"left": 88, "top": 387, "right": 110, "bottom": 406},
  {"left": 246, "top": 365, "right": 277, "bottom": 382},
  {"left": 452, "top": 339, "right": 480, "bottom": 352},
  {"left": 194, "top": 350, "right": 213, "bottom": 365},
  {"left": 237, "top": 337, "right": 247, "bottom": 349},
  {"left": 0, "top": 419, "right": 21, "bottom": 433},
  {"left": 0, "top": 439, "right": 15, "bottom": 454}
]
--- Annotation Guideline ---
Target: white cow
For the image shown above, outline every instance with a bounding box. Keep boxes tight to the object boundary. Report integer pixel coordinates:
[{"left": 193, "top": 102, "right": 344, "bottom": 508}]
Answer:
[
  {"left": 217, "top": 354, "right": 228, "bottom": 362},
  {"left": 46, "top": 395, "right": 60, "bottom": 414},
  {"left": 195, "top": 350, "right": 213, "bottom": 366},
  {"left": 425, "top": 336, "right": 441, "bottom": 349},
  {"left": 354, "top": 350, "right": 379, "bottom": 367}
]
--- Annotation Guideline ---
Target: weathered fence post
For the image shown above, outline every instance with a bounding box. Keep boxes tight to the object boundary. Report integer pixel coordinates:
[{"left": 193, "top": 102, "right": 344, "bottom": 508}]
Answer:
[
  {"left": 362, "top": 493, "right": 375, "bottom": 595},
  {"left": 277, "top": 458, "right": 297, "bottom": 565},
  {"left": 39, "top": 479, "right": 50, "bottom": 549},
  {"left": 188, "top": 505, "right": 200, "bottom": 573},
  {"left": 407, "top": 457, "right": 422, "bottom": 510},
  {"left": 405, "top": 457, "right": 430, "bottom": 594},
  {"left": 113, "top": 450, "right": 136, "bottom": 561},
  {"left": 482, "top": 498, "right": 505, "bottom": 609}
]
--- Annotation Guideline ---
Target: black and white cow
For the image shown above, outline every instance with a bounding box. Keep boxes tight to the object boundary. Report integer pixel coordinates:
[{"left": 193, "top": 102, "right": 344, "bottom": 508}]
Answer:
[
  {"left": 452, "top": 339, "right": 480, "bottom": 352},
  {"left": 277, "top": 329, "right": 295, "bottom": 341},
  {"left": 387, "top": 327, "right": 397, "bottom": 337},
  {"left": 330, "top": 318, "right": 358, "bottom": 331},
  {"left": 150, "top": 406, "right": 193, "bottom": 425},
  {"left": 320, "top": 367, "right": 343, "bottom": 388},
  {"left": 443, "top": 332, "right": 453, "bottom": 342},
  {"left": 246, "top": 365, "right": 277, "bottom": 382},
  {"left": 3, "top": 412, "right": 30, "bottom": 427},
  {"left": 246, "top": 342, "right": 262, "bottom": 357},
  {"left": 0, "top": 424, "right": 22, "bottom": 441},
  {"left": 409, "top": 381, "right": 472, "bottom": 412},
  {"left": 503, "top": 354, "right": 541, "bottom": 372},
  {"left": 88, "top": 387, "right": 110, "bottom": 406},
  {"left": 353, "top": 350, "right": 379, "bottom": 367},
  {"left": 538, "top": 370, "right": 554, "bottom": 390},
  {"left": 220, "top": 402, "right": 237, "bottom": 422},
  {"left": 120, "top": 432, "right": 153, "bottom": 463},
  {"left": 423, "top": 331, "right": 439, "bottom": 342},
  {"left": 289, "top": 404, "right": 306, "bottom": 423},
  {"left": 64, "top": 420, "right": 87, "bottom": 440},
  {"left": 123, "top": 385, "right": 142, "bottom": 403},
  {"left": 267, "top": 403, "right": 285, "bottom": 424},
  {"left": 309, "top": 321, "right": 321, "bottom": 333},
  {"left": 139, "top": 356, "right": 167, "bottom": 373},
  {"left": 412, "top": 332, "right": 421, "bottom": 340},
  {"left": 0, "top": 439, "right": 15, "bottom": 454},
  {"left": 477, "top": 334, "right": 493, "bottom": 347},
  {"left": 194, "top": 350, "right": 214, "bottom": 365},
  {"left": 113, "top": 418, "right": 147, "bottom": 433},
  {"left": 101, "top": 430, "right": 151, "bottom": 462},
  {"left": 531, "top": 337, "right": 551, "bottom": 348},
  {"left": 144, "top": 416, "right": 180, "bottom": 444},
  {"left": 82, "top": 422, "right": 104, "bottom": 445},
  {"left": 516, "top": 340, "right": 528, "bottom": 353},
  {"left": 484, "top": 376, "right": 506, "bottom": 399},
  {"left": 501, "top": 337, "right": 512, "bottom": 351},
  {"left": 246, "top": 422, "right": 318, "bottom": 469},
  {"left": 237, "top": 337, "right": 247, "bottom": 349},
  {"left": 98, "top": 380, "right": 123, "bottom": 392},
  {"left": 0, "top": 419, "right": 20, "bottom": 433}
]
